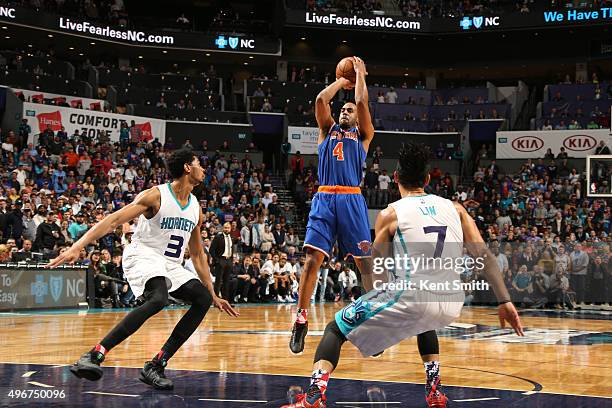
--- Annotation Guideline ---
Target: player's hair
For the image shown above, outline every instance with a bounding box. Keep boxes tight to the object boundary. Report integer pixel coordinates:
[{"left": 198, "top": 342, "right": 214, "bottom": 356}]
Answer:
[
  {"left": 397, "top": 142, "right": 431, "bottom": 188},
  {"left": 165, "top": 147, "right": 195, "bottom": 179}
]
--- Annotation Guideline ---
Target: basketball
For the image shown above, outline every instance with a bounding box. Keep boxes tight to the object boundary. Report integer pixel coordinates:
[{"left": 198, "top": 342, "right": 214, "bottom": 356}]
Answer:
[{"left": 336, "top": 57, "right": 356, "bottom": 83}]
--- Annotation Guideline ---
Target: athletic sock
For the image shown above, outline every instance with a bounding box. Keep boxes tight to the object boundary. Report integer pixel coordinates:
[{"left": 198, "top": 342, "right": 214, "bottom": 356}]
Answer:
[
  {"left": 295, "top": 308, "right": 308, "bottom": 324},
  {"left": 309, "top": 368, "right": 330, "bottom": 395},
  {"left": 424, "top": 361, "right": 441, "bottom": 395},
  {"left": 90, "top": 344, "right": 106, "bottom": 362},
  {"left": 152, "top": 350, "right": 169, "bottom": 367}
]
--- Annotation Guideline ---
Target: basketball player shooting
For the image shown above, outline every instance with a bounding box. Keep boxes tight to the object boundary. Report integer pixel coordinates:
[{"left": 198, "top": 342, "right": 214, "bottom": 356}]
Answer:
[
  {"left": 290, "top": 57, "right": 375, "bottom": 354},
  {"left": 282, "top": 142, "right": 523, "bottom": 408},
  {"left": 46, "top": 148, "right": 238, "bottom": 390}
]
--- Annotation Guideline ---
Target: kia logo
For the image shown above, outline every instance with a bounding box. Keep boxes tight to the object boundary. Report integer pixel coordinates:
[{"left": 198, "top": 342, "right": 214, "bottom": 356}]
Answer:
[
  {"left": 563, "top": 135, "right": 597, "bottom": 151},
  {"left": 512, "top": 136, "right": 543, "bottom": 152}
]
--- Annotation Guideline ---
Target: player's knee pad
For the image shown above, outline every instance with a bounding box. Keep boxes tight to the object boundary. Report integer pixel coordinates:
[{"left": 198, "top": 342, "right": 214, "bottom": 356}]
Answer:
[
  {"left": 417, "top": 330, "right": 439, "bottom": 356},
  {"left": 314, "top": 320, "right": 347, "bottom": 368}
]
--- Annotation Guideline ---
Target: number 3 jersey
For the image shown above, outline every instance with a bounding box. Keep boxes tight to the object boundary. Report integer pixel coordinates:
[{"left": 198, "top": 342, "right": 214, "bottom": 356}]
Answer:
[
  {"left": 130, "top": 183, "right": 200, "bottom": 264},
  {"left": 318, "top": 123, "right": 365, "bottom": 187}
]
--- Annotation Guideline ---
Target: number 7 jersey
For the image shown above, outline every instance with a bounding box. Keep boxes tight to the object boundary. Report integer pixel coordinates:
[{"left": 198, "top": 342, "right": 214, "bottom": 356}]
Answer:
[
  {"left": 131, "top": 183, "right": 200, "bottom": 264},
  {"left": 388, "top": 194, "right": 464, "bottom": 290},
  {"left": 318, "top": 123, "right": 366, "bottom": 187}
]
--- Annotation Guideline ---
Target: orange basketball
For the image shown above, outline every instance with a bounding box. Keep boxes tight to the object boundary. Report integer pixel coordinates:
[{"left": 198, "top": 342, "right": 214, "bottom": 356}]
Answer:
[{"left": 336, "top": 57, "right": 356, "bottom": 83}]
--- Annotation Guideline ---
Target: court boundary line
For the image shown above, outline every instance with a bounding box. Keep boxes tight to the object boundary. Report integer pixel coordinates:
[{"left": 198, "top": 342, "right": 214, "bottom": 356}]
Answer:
[{"left": 1, "top": 361, "right": 611, "bottom": 400}]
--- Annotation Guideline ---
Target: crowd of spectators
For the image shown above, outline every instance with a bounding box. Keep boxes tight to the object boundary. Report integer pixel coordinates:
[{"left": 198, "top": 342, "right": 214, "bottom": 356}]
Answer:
[
  {"left": 0, "top": 116, "right": 320, "bottom": 308},
  {"left": 451, "top": 147, "right": 610, "bottom": 309},
  {"left": 538, "top": 73, "right": 611, "bottom": 131}
]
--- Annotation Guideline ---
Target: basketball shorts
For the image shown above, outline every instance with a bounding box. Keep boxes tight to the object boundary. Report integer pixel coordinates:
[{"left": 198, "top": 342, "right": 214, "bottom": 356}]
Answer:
[
  {"left": 303, "top": 189, "right": 372, "bottom": 259},
  {"left": 122, "top": 243, "right": 199, "bottom": 298},
  {"left": 335, "top": 288, "right": 464, "bottom": 357}
]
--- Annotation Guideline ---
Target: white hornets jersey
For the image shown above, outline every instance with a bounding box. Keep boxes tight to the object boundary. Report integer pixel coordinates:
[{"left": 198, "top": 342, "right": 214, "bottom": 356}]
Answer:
[
  {"left": 388, "top": 194, "right": 464, "bottom": 293},
  {"left": 131, "top": 183, "right": 200, "bottom": 264}
]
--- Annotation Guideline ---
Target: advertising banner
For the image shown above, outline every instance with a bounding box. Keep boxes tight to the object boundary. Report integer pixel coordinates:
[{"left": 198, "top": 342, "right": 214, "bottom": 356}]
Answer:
[
  {"left": 285, "top": 7, "right": 612, "bottom": 34},
  {"left": 288, "top": 126, "right": 320, "bottom": 155},
  {"left": 496, "top": 129, "right": 612, "bottom": 159},
  {"left": 13, "top": 88, "right": 106, "bottom": 110},
  {"left": 0, "top": 6, "right": 281, "bottom": 55},
  {"left": 23, "top": 102, "right": 166, "bottom": 144},
  {"left": 0, "top": 267, "right": 87, "bottom": 311}
]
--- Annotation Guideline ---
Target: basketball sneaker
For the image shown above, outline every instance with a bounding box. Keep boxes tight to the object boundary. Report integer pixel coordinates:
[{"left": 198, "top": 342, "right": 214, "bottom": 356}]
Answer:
[
  {"left": 426, "top": 383, "right": 448, "bottom": 408},
  {"left": 70, "top": 350, "right": 104, "bottom": 381},
  {"left": 139, "top": 360, "right": 174, "bottom": 390},
  {"left": 290, "top": 320, "right": 308, "bottom": 354},
  {"left": 281, "top": 385, "right": 326, "bottom": 408}
]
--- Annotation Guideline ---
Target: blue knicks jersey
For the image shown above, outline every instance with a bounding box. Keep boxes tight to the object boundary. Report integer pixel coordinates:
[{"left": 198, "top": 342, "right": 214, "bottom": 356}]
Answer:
[{"left": 318, "top": 123, "right": 366, "bottom": 187}]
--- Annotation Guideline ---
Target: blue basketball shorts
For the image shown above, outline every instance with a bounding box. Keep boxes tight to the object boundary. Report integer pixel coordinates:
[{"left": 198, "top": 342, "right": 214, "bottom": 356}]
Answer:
[{"left": 303, "top": 191, "right": 372, "bottom": 259}]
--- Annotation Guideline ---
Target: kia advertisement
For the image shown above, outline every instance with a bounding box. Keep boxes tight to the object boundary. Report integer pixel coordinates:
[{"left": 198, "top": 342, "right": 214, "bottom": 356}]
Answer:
[{"left": 496, "top": 129, "right": 612, "bottom": 159}]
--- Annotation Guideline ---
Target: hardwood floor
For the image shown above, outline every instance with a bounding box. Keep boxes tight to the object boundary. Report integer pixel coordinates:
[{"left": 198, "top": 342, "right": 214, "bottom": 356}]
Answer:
[{"left": 1, "top": 304, "right": 610, "bottom": 399}]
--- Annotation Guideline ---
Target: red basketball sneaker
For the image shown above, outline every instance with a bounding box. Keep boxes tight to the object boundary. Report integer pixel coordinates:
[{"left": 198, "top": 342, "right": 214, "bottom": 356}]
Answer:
[
  {"left": 426, "top": 383, "right": 449, "bottom": 408},
  {"left": 281, "top": 386, "right": 326, "bottom": 408}
]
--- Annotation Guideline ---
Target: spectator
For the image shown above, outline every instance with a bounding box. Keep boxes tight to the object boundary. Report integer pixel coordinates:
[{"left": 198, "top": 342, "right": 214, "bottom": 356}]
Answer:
[
  {"left": 385, "top": 87, "right": 398, "bottom": 104},
  {"left": 338, "top": 264, "right": 358, "bottom": 301},
  {"left": 261, "top": 98, "right": 273, "bottom": 112},
  {"left": 240, "top": 220, "right": 261, "bottom": 253},
  {"left": 377, "top": 169, "right": 390, "bottom": 206},
  {"left": 33, "top": 210, "right": 64, "bottom": 258},
  {"left": 588, "top": 255, "right": 607, "bottom": 305},
  {"left": 272, "top": 223, "right": 286, "bottom": 249},
  {"left": 260, "top": 224, "right": 274, "bottom": 253},
  {"left": 176, "top": 13, "right": 190, "bottom": 29},
  {"left": 210, "top": 222, "right": 234, "bottom": 302},
  {"left": 595, "top": 141, "right": 610, "bottom": 155},
  {"left": 570, "top": 244, "right": 589, "bottom": 305}
]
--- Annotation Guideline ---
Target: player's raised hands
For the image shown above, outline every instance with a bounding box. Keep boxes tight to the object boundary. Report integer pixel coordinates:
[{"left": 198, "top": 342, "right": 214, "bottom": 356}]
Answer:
[
  {"left": 45, "top": 246, "right": 80, "bottom": 269},
  {"left": 213, "top": 296, "right": 240, "bottom": 317},
  {"left": 498, "top": 301, "right": 524, "bottom": 336},
  {"left": 352, "top": 56, "right": 368, "bottom": 76},
  {"left": 338, "top": 77, "right": 355, "bottom": 90}
]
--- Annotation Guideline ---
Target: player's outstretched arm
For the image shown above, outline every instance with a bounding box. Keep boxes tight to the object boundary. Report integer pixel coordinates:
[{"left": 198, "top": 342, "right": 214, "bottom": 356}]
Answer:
[
  {"left": 366, "top": 206, "right": 398, "bottom": 292},
  {"left": 46, "top": 187, "right": 159, "bottom": 268},
  {"left": 352, "top": 57, "right": 375, "bottom": 152},
  {"left": 454, "top": 202, "right": 524, "bottom": 336},
  {"left": 315, "top": 78, "right": 353, "bottom": 143},
  {"left": 188, "top": 209, "right": 239, "bottom": 317}
]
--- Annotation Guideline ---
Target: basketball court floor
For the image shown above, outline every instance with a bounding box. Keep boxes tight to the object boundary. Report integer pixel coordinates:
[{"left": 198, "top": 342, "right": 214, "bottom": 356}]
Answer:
[{"left": 0, "top": 304, "right": 610, "bottom": 407}]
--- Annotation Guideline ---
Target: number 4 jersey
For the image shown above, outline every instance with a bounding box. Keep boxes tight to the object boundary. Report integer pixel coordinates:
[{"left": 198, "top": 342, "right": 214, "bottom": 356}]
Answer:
[
  {"left": 318, "top": 123, "right": 365, "bottom": 187},
  {"left": 130, "top": 183, "right": 200, "bottom": 264}
]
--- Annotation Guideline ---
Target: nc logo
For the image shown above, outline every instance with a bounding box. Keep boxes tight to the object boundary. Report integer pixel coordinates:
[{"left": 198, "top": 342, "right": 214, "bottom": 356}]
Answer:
[
  {"left": 473, "top": 16, "right": 483, "bottom": 28},
  {"left": 228, "top": 37, "right": 239, "bottom": 49}
]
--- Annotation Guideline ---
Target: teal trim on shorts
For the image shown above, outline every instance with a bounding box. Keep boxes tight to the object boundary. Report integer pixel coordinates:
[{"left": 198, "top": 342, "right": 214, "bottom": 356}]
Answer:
[
  {"left": 167, "top": 183, "right": 191, "bottom": 211},
  {"left": 335, "top": 227, "right": 411, "bottom": 337}
]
